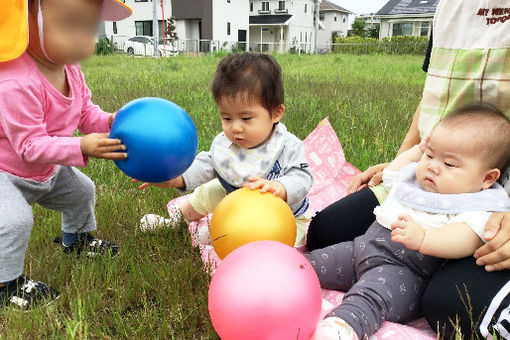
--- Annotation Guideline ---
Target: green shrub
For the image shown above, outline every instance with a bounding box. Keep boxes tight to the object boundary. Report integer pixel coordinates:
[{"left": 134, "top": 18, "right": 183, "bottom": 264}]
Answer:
[
  {"left": 332, "top": 35, "right": 429, "bottom": 56},
  {"left": 95, "top": 37, "right": 115, "bottom": 56}
]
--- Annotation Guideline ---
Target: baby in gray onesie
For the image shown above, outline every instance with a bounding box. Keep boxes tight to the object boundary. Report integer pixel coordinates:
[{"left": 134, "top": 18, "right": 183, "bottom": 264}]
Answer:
[{"left": 308, "top": 103, "right": 510, "bottom": 340}]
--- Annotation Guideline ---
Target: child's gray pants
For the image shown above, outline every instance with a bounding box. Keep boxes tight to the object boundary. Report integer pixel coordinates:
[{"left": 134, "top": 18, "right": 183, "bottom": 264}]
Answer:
[
  {"left": 305, "top": 222, "right": 442, "bottom": 339},
  {"left": 0, "top": 166, "right": 96, "bottom": 282}
]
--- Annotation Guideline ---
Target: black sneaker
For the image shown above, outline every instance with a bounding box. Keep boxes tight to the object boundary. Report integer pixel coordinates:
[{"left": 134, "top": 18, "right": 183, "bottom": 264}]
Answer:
[
  {"left": 0, "top": 275, "right": 59, "bottom": 311},
  {"left": 54, "top": 232, "right": 119, "bottom": 258}
]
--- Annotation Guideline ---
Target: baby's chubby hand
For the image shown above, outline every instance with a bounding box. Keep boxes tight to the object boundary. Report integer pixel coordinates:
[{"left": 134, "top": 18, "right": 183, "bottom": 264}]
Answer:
[
  {"left": 243, "top": 176, "right": 287, "bottom": 201},
  {"left": 390, "top": 214, "right": 425, "bottom": 251},
  {"left": 133, "top": 176, "right": 185, "bottom": 190}
]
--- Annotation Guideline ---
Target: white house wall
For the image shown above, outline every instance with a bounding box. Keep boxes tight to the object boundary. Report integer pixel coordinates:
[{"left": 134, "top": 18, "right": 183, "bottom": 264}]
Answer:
[
  {"left": 249, "top": 0, "right": 315, "bottom": 52},
  {"left": 248, "top": 26, "right": 287, "bottom": 52},
  {"left": 212, "top": 0, "right": 250, "bottom": 43},
  {"left": 102, "top": 0, "right": 172, "bottom": 39},
  {"left": 379, "top": 16, "right": 433, "bottom": 39},
  {"left": 287, "top": 0, "right": 315, "bottom": 51},
  {"left": 174, "top": 20, "right": 200, "bottom": 40},
  {"left": 317, "top": 11, "right": 349, "bottom": 51}
]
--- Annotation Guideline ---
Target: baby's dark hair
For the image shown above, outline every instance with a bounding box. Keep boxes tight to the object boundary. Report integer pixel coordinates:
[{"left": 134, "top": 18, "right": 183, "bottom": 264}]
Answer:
[
  {"left": 439, "top": 102, "right": 510, "bottom": 170},
  {"left": 211, "top": 53, "right": 284, "bottom": 114}
]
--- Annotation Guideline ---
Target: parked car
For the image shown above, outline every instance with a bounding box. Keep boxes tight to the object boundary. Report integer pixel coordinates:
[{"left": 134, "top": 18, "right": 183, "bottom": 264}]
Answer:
[{"left": 123, "top": 36, "right": 178, "bottom": 57}]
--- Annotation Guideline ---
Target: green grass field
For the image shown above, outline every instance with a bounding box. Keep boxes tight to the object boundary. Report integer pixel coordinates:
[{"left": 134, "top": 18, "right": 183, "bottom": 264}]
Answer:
[{"left": 0, "top": 53, "right": 427, "bottom": 339}]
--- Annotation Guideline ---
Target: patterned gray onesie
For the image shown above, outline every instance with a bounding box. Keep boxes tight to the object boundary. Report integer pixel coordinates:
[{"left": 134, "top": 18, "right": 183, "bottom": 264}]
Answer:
[
  {"left": 305, "top": 163, "right": 510, "bottom": 339},
  {"left": 305, "top": 222, "right": 441, "bottom": 339}
]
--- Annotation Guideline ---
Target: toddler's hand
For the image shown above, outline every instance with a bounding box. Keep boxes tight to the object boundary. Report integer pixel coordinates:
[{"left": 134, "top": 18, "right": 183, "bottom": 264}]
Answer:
[
  {"left": 390, "top": 214, "right": 425, "bottom": 251},
  {"left": 81, "top": 133, "right": 127, "bottom": 160},
  {"left": 243, "top": 176, "right": 287, "bottom": 201},
  {"left": 132, "top": 176, "right": 185, "bottom": 190}
]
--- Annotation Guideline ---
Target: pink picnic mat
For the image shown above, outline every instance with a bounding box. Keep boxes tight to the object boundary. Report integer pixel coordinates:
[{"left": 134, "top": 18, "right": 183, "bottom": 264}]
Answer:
[{"left": 167, "top": 118, "right": 437, "bottom": 340}]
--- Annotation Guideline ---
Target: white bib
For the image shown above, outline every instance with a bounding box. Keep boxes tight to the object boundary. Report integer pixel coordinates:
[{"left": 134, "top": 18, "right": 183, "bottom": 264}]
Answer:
[{"left": 211, "top": 123, "right": 287, "bottom": 187}]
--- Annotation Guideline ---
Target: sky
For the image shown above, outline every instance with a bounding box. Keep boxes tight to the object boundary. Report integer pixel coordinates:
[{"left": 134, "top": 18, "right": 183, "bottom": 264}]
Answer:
[
  {"left": 331, "top": 0, "right": 389, "bottom": 15},
  {"left": 330, "top": 0, "right": 389, "bottom": 26}
]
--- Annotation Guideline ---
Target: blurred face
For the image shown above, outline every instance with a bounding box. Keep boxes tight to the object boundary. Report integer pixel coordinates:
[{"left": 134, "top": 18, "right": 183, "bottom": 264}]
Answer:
[
  {"left": 28, "top": 0, "right": 102, "bottom": 64},
  {"left": 217, "top": 95, "right": 284, "bottom": 149},
  {"left": 416, "top": 124, "right": 495, "bottom": 194}
]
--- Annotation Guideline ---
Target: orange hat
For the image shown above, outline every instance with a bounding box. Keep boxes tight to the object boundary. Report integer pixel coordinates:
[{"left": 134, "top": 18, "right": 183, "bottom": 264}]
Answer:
[{"left": 0, "top": 0, "right": 132, "bottom": 62}]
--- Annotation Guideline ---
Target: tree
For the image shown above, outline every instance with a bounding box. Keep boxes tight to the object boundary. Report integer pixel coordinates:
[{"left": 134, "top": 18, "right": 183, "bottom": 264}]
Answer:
[
  {"left": 368, "top": 25, "right": 380, "bottom": 39},
  {"left": 351, "top": 18, "right": 366, "bottom": 37},
  {"left": 164, "top": 17, "right": 178, "bottom": 43}
]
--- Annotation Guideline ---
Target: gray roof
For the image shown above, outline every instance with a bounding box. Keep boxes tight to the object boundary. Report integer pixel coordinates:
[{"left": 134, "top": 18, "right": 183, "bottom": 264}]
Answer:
[
  {"left": 320, "top": 1, "right": 352, "bottom": 14},
  {"left": 376, "top": 0, "right": 439, "bottom": 16},
  {"left": 249, "top": 14, "right": 292, "bottom": 25}
]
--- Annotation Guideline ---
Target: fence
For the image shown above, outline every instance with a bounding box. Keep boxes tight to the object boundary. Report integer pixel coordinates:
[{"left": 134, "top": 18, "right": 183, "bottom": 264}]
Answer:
[{"left": 98, "top": 35, "right": 429, "bottom": 57}]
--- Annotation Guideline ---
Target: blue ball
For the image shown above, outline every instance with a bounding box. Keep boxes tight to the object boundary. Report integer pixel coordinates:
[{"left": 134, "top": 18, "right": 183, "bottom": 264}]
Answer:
[{"left": 110, "top": 97, "right": 198, "bottom": 183}]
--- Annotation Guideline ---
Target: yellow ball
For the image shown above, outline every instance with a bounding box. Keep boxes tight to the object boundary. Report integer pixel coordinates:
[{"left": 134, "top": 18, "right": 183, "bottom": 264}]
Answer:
[{"left": 210, "top": 187, "right": 296, "bottom": 259}]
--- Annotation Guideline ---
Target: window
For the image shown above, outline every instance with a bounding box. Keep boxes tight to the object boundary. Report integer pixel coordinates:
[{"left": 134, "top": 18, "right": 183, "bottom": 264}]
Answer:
[
  {"left": 250, "top": 2, "right": 253, "bottom": 11},
  {"left": 113, "top": 22, "right": 117, "bottom": 34},
  {"left": 304, "top": 3, "right": 307, "bottom": 13},
  {"left": 262, "top": 1, "right": 269, "bottom": 11},
  {"left": 420, "top": 21, "right": 430, "bottom": 36},
  {"left": 158, "top": 20, "right": 165, "bottom": 41},
  {"left": 227, "top": 0, "right": 230, "bottom": 3},
  {"left": 319, "top": 13, "right": 324, "bottom": 21},
  {"left": 135, "top": 0, "right": 148, "bottom": 2},
  {"left": 334, "top": 15, "right": 337, "bottom": 21},
  {"left": 227, "top": 22, "right": 231, "bottom": 35},
  {"left": 278, "top": 1, "right": 285, "bottom": 10},
  {"left": 343, "top": 16, "right": 346, "bottom": 23},
  {"left": 135, "top": 20, "right": 152, "bottom": 36},
  {"left": 392, "top": 22, "right": 413, "bottom": 36}
]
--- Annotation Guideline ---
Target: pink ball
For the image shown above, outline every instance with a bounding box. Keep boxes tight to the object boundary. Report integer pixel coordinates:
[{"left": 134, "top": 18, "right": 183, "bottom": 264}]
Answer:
[{"left": 208, "top": 241, "right": 322, "bottom": 340}]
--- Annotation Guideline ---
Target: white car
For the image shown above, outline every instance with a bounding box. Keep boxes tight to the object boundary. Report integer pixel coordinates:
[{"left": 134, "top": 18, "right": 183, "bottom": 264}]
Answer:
[{"left": 123, "top": 36, "right": 178, "bottom": 57}]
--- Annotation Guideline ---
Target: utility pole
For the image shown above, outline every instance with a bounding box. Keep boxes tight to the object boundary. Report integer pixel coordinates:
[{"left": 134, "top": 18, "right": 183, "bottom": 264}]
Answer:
[
  {"left": 152, "top": 0, "right": 159, "bottom": 57},
  {"left": 314, "top": 0, "right": 320, "bottom": 54}
]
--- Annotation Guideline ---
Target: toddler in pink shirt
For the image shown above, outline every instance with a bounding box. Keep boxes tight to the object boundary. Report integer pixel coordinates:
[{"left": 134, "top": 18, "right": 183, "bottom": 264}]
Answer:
[{"left": 0, "top": 0, "right": 131, "bottom": 310}]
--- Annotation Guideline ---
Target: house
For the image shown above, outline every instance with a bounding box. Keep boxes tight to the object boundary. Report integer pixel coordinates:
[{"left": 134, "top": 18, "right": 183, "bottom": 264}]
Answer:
[
  {"left": 98, "top": 0, "right": 172, "bottom": 46},
  {"left": 98, "top": 0, "right": 352, "bottom": 54},
  {"left": 376, "top": 0, "right": 438, "bottom": 39},
  {"left": 356, "top": 13, "right": 381, "bottom": 30},
  {"left": 316, "top": 0, "right": 351, "bottom": 52},
  {"left": 171, "top": 0, "right": 250, "bottom": 52},
  {"left": 248, "top": 0, "right": 317, "bottom": 53}
]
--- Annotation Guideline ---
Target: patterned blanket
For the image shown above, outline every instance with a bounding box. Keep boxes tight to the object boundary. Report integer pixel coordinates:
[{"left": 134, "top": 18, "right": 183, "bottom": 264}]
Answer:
[{"left": 167, "top": 118, "right": 437, "bottom": 340}]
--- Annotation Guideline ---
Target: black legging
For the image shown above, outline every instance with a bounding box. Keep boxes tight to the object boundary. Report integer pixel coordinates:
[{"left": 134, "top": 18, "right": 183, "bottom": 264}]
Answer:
[{"left": 306, "top": 188, "right": 510, "bottom": 339}]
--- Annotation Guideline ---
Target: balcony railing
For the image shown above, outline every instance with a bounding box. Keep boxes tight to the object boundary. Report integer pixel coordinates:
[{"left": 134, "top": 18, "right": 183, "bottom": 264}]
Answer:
[{"left": 274, "top": 8, "right": 288, "bottom": 13}]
